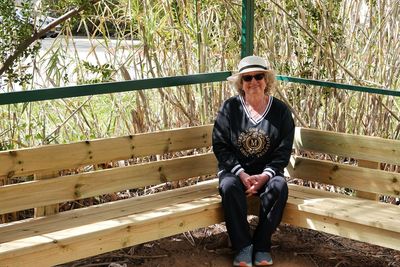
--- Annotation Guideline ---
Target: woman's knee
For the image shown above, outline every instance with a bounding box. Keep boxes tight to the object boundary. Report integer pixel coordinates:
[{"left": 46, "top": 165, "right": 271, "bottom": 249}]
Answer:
[
  {"left": 219, "top": 173, "right": 243, "bottom": 196},
  {"left": 269, "top": 176, "right": 288, "bottom": 195}
]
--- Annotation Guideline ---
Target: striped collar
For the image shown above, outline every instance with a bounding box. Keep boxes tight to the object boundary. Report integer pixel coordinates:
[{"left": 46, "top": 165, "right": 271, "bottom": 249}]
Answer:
[{"left": 239, "top": 95, "right": 273, "bottom": 125}]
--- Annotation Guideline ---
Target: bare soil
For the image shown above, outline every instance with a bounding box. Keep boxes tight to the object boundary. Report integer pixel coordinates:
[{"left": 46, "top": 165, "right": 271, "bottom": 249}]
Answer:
[{"left": 62, "top": 218, "right": 400, "bottom": 267}]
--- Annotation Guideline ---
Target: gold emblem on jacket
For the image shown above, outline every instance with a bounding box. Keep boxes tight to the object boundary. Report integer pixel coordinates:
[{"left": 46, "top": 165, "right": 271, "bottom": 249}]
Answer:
[{"left": 238, "top": 128, "right": 270, "bottom": 157}]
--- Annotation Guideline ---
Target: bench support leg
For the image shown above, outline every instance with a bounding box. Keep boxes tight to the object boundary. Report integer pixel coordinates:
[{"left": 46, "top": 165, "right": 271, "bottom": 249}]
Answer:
[
  {"left": 356, "top": 160, "right": 379, "bottom": 200},
  {"left": 34, "top": 171, "right": 59, "bottom": 217}
]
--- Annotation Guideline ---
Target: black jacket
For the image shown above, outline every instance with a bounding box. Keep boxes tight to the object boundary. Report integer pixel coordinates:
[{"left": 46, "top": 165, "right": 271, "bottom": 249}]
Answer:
[{"left": 212, "top": 95, "right": 295, "bottom": 177}]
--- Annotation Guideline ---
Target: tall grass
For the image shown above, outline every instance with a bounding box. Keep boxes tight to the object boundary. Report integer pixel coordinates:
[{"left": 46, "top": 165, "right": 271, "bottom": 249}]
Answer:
[{"left": 0, "top": 0, "right": 399, "bottom": 151}]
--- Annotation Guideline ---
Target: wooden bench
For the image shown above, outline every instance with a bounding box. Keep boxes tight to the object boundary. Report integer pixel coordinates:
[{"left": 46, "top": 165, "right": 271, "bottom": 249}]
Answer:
[
  {"left": 286, "top": 127, "right": 400, "bottom": 250},
  {"left": 0, "top": 125, "right": 399, "bottom": 266}
]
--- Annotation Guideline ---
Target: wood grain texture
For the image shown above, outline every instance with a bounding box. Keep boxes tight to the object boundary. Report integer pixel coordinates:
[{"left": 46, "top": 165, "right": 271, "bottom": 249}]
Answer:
[
  {"left": 1, "top": 182, "right": 399, "bottom": 266},
  {"left": 0, "top": 125, "right": 213, "bottom": 179},
  {"left": 0, "top": 153, "right": 218, "bottom": 214},
  {"left": 1, "top": 126, "right": 400, "bottom": 266},
  {"left": 294, "top": 127, "right": 400, "bottom": 165},
  {"left": 0, "top": 196, "right": 224, "bottom": 266},
  {"left": 284, "top": 184, "right": 400, "bottom": 250},
  {"left": 0, "top": 179, "right": 219, "bottom": 243},
  {"left": 286, "top": 156, "right": 400, "bottom": 197},
  {"left": 356, "top": 160, "right": 380, "bottom": 200},
  {"left": 34, "top": 171, "right": 59, "bottom": 218}
]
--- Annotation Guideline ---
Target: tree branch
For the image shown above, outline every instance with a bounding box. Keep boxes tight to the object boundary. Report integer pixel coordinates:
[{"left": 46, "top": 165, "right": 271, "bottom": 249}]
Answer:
[{"left": 0, "top": 0, "right": 100, "bottom": 77}]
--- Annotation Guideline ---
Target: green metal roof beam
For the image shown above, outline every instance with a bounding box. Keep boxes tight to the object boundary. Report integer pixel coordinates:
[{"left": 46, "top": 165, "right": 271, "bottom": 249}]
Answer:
[
  {"left": 0, "top": 72, "right": 231, "bottom": 105},
  {"left": 0, "top": 73, "right": 398, "bottom": 106},
  {"left": 241, "top": 0, "right": 254, "bottom": 58},
  {"left": 276, "top": 75, "right": 400, "bottom": 97}
]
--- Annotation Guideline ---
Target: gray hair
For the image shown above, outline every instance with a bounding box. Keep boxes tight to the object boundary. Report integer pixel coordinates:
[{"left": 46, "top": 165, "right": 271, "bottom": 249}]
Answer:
[{"left": 228, "top": 70, "right": 277, "bottom": 96}]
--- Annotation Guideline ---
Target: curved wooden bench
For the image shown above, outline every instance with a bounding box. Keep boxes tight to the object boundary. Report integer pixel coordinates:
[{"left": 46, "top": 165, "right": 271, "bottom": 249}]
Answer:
[
  {"left": 285, "top": 127, "right": 400, "bottom": 249},
  {"left": 0, "top": 125, "right": 399, "bottom": 266}
]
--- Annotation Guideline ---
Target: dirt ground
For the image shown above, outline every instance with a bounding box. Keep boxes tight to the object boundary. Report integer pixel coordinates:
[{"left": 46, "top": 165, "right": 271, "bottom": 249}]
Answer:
[{"left": 62, "top": 217, "right": 400, "bottom": 267}]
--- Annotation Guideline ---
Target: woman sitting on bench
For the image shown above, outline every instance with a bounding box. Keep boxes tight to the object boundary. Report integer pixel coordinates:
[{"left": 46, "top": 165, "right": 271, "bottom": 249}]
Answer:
[{"left": 212, "top": 55, "right": 295, "bottom": 267}]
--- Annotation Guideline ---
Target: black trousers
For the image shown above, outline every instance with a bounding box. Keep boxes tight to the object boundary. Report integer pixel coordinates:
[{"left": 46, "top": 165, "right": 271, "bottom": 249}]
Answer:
[{"left": 218, "top": 171, "right": 288, "bottom": 252}]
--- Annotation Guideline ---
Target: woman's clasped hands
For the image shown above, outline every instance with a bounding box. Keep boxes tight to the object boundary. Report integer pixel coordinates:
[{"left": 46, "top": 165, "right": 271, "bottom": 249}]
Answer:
[{"left": 239, "top": 172, "right": 270, "bottom": 197}]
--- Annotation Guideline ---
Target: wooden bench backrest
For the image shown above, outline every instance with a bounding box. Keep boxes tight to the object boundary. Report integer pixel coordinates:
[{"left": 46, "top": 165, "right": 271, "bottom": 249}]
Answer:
[
  {"left": 288, "top": 127, "right": 400, "bottom": 198},
  {"left": 1, "top": 125, "right": 399, "bottom": 215},
  {"left": 0, "top": 125, "right": 213, "bottom": 179},
  {"left": 293, "top": 127, "right": 399, "bottom": 164},
  {"left": 0, "top": 125, "right": 215, "bottom": 215}
]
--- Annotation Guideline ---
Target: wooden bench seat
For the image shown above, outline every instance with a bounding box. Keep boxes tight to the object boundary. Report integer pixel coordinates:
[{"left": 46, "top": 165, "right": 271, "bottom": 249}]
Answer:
[
  {"left": 0, "top": 180, "right": 222, "bottom": 266},
  {"left": 0, "top": 125, "right": 399, "bottom": 266},
  {"left": 0, "top": 179, "right": 219, "bottom": 243},
  {"left": 285, "top": 184, "right": 400, "bottom": 250},
  {"left": 284, "top": 127, "right": 400, "bottom": 250}
]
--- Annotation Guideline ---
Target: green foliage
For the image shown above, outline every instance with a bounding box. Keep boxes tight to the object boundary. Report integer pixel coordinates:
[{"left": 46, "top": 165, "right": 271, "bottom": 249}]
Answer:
[
  {"left": 0, "top": 0, "right": 399, "bottom": 150},
  {"left": 78, "top": 61, "right": 115, "bottom": 84},
  {"left": 0, "top": 139, "right": 12, "bottom": 151},
  {"left": 41, "top": 0, "right": 97, "bottom": 37},
  {"left": 257, "top": 1, "right": 344, "bottom": 79},
  {"left": 43, "top": 0, "right": 95, "bottom": 14},
  {"left": 0, "top": 0, "right": 40, "bottom": 86}
]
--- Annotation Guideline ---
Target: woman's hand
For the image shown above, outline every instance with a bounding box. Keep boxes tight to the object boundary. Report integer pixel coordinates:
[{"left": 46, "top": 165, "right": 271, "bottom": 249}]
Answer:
[
  {"left": 245, "top": 174, "right": 270, "bottom": 196},
  {"left": 238, "top": 171, "right": 252, "bottom": 190}
]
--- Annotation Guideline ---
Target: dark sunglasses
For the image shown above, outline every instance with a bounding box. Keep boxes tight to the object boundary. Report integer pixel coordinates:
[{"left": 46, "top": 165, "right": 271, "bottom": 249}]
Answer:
[{"left": 242, "top": 73, "right": 265, "bottom": 82}]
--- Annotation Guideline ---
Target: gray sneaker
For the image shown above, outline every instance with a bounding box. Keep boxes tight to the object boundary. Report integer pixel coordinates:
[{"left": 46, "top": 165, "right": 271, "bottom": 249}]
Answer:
[
  {"left": 254, "top": 251, "right": 273, "bottom": 266},
  {"left": 233, "top": 244, "right": 253, "bottom": 267}
]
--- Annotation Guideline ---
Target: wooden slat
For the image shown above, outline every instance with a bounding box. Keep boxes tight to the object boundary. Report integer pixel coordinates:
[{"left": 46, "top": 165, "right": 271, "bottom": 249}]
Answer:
[
  {"left": 287, "top": 184, "right": 400, "bottom": 233},
  {"left": 1, "top": 182, "right": 399, "bottom": 266},
  {"left": 287, "top": 183, "right": 354, "bottom": 200},
  {"left": 287, "top": 189, "right": 398, "bottom": 218},
  {"left": 1, "top": 124, "right": 399, "bottom": 267},
  {"left": 286, "top": 156, "right": 400, "bottom": 197},
  {"left": 0, "top": 179, "right": 219, "bottom": 243},
  {"left": 0, "top": 153, "right": 218, "bottom": 214},
  {"left": 0, "top": 196, "right": 224, "bottom": 266},
  {"left": 0, "top": 124, "right": 213, "bottom": 179},
  {"left": 294, "top": 127, "right": 400, "bottom": 165},
  {"left": 283, "top": 203, "right": 400, "bottom": 251}
]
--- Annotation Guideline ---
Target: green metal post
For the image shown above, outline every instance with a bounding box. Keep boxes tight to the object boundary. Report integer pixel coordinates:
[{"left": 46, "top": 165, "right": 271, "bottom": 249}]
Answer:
[{"left": 241, "top": 0, "right": 255, "bottom": 58}]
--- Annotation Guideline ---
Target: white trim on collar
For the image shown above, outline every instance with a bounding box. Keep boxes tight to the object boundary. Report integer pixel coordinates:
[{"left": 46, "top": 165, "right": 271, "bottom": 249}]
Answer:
[{"left": 239, "top": 95, "right": 273, "bottom": 125}]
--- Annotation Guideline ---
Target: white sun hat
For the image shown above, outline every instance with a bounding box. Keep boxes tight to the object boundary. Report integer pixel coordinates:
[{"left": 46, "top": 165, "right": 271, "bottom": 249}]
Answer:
[{"left": 227, "top": 55, "right": 273, "bottom": 89}]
